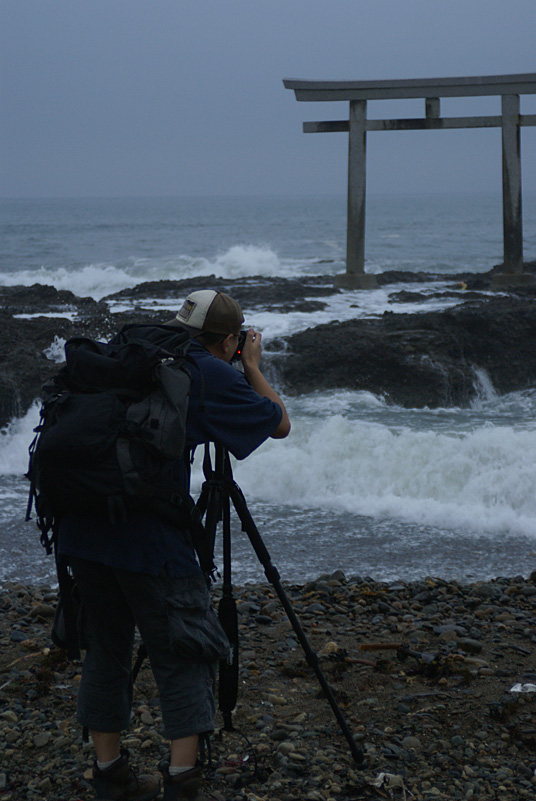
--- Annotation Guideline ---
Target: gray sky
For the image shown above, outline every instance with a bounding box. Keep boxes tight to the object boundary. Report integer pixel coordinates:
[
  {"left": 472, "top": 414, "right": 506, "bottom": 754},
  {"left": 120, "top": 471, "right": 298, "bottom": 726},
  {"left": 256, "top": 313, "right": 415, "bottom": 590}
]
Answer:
[{"left": 2, "top": 0, "right": 536, "bottom": 197}]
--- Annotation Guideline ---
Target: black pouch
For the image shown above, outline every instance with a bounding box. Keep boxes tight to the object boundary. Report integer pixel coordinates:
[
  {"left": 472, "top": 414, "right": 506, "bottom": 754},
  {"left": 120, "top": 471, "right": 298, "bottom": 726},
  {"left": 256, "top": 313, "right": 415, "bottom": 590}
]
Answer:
[
  {"left": 51, "top": 570, "right": 82, "bottom": 659},
  {"left": 166, "top": 584, "right": 231, "bottom": 663}
]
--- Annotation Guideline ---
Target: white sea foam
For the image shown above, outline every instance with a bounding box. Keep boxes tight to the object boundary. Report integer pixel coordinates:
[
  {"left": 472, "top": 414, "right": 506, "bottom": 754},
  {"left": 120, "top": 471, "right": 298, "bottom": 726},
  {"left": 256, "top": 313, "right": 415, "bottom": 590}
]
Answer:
[
  {"left": 213, "top": 245, "right": 283, "bottom": 277},
  {"left": 14, "top": 312, "right": 78, "bottom": 320},
  {"left": 246, "top": 284, "right": 465, "bottom": 341},
  {"left": 0, "top": 245, "right": 304, "bottom": 302},
  {"left": 123, "top": 246, "right": 291, "bottom": 283},
  {"left": 43, "top": 336, "right": 67, "bottom": 363},
  {"left": 0, "top": 264, "right": 141, "bottom": 301},
  {"left": 5, "top": 394, "right": 536, "bottom": 545},
  {"left": 3, "top": 390, "right": 536, "bottom": 584},
  {"left": 471, "top": 367, "right": 499, "bottom": 406},
  {"left": 0, "top": 404, "right": 40, "bottom": 475},
  {"left": 231, "top": 411, "right": 536, "bottom": 539}
]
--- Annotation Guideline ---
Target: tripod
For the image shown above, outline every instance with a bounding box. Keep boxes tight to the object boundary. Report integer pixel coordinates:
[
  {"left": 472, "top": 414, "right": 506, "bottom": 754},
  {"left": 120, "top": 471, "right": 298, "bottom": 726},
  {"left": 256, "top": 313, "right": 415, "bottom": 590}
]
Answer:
[{"left": 195, "top": 442, "right": 364, "bottom": 766}]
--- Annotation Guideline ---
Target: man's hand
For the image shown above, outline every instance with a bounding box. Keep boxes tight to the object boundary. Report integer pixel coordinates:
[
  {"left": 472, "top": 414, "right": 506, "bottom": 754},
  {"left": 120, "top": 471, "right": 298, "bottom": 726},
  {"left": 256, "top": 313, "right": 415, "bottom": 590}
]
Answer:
[
  {"left": 240, "top": 328, "right": 262, "bottom": 370},
  {"left": 240, "top": 328, "right": 290, "bottom": 439}
]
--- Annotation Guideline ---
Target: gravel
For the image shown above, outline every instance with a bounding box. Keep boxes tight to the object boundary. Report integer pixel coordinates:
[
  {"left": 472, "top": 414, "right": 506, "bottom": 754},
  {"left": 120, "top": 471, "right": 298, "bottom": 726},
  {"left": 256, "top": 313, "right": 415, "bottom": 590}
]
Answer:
[{"left": 2, "top": 570, "right": 536, "bottom": 800}]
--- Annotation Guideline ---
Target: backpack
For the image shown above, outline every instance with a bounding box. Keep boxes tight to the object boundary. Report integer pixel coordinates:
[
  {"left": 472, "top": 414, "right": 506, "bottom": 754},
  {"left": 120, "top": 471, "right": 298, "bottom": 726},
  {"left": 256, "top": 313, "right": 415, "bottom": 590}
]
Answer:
[{"left": 26, "top": 323, "right": 207, "bottom": 555}]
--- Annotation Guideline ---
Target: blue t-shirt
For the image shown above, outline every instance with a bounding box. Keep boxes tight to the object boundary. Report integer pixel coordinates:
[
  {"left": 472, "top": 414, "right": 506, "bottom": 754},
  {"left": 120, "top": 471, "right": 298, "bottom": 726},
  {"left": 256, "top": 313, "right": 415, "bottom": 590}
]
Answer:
[{"left": 57, "top": 341, "right": 282, "bottom": 576}]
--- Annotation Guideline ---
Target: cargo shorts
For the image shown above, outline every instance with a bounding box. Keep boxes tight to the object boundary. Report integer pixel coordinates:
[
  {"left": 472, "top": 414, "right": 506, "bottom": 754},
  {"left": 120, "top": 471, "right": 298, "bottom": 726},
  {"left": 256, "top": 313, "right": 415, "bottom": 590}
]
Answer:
[{"left": 70, "top": 558, "right": 230, "bottom": 740}]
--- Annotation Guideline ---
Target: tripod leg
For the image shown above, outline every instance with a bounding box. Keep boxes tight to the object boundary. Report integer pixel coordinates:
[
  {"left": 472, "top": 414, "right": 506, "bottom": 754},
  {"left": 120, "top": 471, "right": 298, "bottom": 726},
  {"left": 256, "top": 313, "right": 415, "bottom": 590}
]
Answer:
[
  {"left": 218, "top": 485, "right": 239, "bottom": 730},
  {"left": 227, "top": 480, "right": 364, "bottom": 766}
]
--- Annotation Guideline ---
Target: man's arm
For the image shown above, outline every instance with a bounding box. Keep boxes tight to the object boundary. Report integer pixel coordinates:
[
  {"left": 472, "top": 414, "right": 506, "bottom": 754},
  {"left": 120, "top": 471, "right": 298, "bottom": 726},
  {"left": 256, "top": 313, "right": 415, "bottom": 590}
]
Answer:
[{"left": 240, "top": 329, "right": 291, "bottom": 439}]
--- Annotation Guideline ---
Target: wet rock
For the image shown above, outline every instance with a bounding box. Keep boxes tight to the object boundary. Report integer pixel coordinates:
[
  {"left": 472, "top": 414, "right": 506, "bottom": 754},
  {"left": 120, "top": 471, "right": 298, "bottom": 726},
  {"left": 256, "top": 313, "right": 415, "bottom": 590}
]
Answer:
[
  {"left": 4, "top": 271, "right": 536, "bottom": 424},
  {"left": 279, "top": 295, "right": 536, "bottom": 408}
]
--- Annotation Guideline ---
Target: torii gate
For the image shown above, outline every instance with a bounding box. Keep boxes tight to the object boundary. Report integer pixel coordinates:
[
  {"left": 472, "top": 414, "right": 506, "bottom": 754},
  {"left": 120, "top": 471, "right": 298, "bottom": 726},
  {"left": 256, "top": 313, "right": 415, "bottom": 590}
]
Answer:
[{"left": 284, "top": 73, "right": 536, "bottom": 288}]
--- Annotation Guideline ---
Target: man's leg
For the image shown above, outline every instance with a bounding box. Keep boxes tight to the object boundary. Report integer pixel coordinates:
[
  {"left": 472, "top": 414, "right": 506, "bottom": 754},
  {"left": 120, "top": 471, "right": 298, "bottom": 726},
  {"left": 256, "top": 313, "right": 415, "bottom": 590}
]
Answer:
[
  {"left": 118, "top": 570, "right": 219, "bottom": 746},
  {"left": 117, "top": 569, "right": 221, "bottom": 799},
  {"left": 91, "top": 730, "right": 121, "bottom": 763},
  {"left": 70, "top": 558, "right": 136, "bottom": 734},
  {"left": 170, "top": 734, "right": 199, "bottom": 768},
  {"left": 70, "top": 559, "right": 160, "bottom": 800}
]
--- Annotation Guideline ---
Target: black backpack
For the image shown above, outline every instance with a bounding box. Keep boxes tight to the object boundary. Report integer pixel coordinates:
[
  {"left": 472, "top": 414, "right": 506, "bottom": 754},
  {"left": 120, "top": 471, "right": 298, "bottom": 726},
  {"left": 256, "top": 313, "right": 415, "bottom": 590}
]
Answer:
[{"left": 26, "top": 323, "right": 207, "bottom": 554}]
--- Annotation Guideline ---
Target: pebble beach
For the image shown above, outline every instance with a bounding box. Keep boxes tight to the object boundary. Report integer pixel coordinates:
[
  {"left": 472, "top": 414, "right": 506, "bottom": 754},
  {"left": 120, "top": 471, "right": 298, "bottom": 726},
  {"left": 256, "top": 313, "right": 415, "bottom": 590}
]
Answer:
[{"left": 2, "top": 570, "right": 536, "bottom": 800}]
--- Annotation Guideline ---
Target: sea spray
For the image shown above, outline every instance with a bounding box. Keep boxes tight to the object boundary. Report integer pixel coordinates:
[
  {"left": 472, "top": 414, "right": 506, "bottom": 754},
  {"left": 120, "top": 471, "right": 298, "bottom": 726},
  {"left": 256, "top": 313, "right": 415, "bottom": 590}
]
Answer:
[
  {"left": 213, "top": 245, "right": 282, "bottom": 277},
  {"left": 0, "top": 245, "right": 290, "bottom": 301},
  {"left": 0, "top": 404, "right": 40, "bottom": 475},
  {"left": 471, "top": 367, "right": 498, "bottom": 405},
  {"left": 4, "top": 395, "right": 536, "bottom": 539},
  {"left": 231, "top": 409, "right": 536, "bottom": 538},
  {"left": 0, "top": 264, "right": 139, "bottom": 301}
]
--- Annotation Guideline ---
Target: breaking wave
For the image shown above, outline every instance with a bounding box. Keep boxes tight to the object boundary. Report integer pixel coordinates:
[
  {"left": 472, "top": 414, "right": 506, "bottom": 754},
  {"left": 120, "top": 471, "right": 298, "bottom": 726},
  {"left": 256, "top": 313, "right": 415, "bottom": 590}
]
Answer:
[{"left": 0, "top": 245, "right": 312, "bottom": 301}]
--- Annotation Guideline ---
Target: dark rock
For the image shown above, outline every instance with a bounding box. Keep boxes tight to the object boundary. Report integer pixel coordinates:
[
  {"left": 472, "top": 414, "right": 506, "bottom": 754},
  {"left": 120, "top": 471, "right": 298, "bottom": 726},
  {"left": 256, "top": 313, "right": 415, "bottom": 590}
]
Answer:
[
  {"left": 388, "top": 289, "right": 487, "bottom": 304},
  {"left": 0, "top": 286, "right": 114, "bottom": 428},
  {"left": 10, "top": 630, "right": 28, "bottom": 642},
  {"left": 0, "top": 277, "right": 337, "bottom": 428},
  {"left": 277, "top": 295, "right": 536, "bottom": 408},
  {"left": 103, "top": 274, "right": 338, "bottom": 312},
  {"left": 0, "top": 284, "right": 100, "bottom": 316},
  {"left": 457, "top": 638, "right": 484, "bottom": 654},
  {"left": 4, "top": 273, "right": 536, "bottom": 425}
]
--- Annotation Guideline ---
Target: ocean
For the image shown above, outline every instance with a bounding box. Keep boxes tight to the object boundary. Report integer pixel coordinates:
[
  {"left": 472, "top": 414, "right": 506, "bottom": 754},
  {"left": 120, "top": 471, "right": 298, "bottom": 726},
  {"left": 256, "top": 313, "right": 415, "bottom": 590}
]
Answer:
[{"left": 1, "top": 193, "right": 536, "bottom": 587}]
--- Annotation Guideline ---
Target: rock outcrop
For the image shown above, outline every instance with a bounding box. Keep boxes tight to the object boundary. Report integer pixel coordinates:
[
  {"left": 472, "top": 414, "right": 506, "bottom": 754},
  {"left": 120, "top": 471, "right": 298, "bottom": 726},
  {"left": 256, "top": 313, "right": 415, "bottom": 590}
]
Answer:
[
  {"left": 279, "top": 294, "right": 536, "bottom": 408},
  {"left": 1, "top": 272, "right": 536, "bottom": 427}
]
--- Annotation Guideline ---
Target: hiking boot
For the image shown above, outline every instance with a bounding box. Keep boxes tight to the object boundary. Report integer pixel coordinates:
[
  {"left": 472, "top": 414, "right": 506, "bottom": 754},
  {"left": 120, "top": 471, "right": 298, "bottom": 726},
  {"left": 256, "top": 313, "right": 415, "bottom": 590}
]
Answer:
[
  {"left": 92, "top": 750, "right": 160, "bottom": 801},
  {"left": 160, "top": 761, "right": 224, "bottom": 800}
]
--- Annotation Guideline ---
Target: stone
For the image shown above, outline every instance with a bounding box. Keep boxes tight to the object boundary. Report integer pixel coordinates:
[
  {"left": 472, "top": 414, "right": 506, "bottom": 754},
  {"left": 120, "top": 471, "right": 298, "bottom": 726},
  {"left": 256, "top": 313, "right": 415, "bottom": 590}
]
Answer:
[
  {"left": 33, "top": 732, "right": 51, "bottom": 748},
  {"left": 10, "top": 630, "right": 28, "bottom": 642},
  {"left": 402, "top": 736, "right": 422, "bottom": 751},
  {"left": 457, "top": 638, "right": 483, "bottom": 654},
  {"left": 0, "top": 711, "right": 18, "bottom": 723},
  {"left": 38, "top": 777, "right": 53, "bottom": 793},
  {"left": 267, "top": 694, "right": 287, "bottom": 706},
  {"left": 29, "top": 604, "right": 55, "bottom": 618},
  {"left": 278, "top": 293, "right": 536, "bottom": 409}
]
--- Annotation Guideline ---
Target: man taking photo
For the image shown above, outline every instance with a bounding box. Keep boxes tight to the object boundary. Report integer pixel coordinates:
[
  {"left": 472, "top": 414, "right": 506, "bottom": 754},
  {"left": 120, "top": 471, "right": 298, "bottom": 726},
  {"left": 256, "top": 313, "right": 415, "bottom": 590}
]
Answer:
[{"left": 57, "top": 289, "right": 290, "bottom": 801}]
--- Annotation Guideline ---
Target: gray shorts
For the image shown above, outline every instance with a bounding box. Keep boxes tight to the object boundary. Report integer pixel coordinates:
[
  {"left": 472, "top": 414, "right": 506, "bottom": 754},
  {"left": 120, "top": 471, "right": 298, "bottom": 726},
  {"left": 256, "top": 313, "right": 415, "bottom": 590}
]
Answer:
[{"left": 70, "top": 558, "right": 230, "bottom": 740}]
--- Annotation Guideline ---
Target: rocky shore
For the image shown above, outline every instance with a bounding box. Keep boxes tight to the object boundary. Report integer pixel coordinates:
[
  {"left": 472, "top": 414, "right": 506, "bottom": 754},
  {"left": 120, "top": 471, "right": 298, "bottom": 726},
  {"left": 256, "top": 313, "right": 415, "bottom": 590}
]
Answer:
[
  {"left": 2, "top": 571, "right": 536, "bottom": 800},
  {"left": 3, "top": 264, "right": 536, "bottom": 426}
]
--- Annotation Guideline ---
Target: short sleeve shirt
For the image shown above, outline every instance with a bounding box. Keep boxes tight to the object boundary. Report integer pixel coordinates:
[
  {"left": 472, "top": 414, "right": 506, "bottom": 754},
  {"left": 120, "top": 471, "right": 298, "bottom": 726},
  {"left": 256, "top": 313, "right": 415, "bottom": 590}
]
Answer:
[{"left": 57, "top": 341, "right": 282, "bottom": 576}]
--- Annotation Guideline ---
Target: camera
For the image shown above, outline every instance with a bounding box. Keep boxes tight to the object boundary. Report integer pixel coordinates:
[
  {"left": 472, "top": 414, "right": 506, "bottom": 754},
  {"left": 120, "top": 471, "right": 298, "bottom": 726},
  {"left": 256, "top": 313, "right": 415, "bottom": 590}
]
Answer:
[{"left": 230, "top": 330, "right": 248, "bottom": 363}]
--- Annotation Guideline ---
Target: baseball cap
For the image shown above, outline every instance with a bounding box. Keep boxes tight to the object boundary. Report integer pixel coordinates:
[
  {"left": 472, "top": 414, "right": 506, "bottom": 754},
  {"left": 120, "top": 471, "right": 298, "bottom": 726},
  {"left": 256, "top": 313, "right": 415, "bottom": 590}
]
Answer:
[{"left": 175, "top": 290, "right": 244, "bottom": 335}]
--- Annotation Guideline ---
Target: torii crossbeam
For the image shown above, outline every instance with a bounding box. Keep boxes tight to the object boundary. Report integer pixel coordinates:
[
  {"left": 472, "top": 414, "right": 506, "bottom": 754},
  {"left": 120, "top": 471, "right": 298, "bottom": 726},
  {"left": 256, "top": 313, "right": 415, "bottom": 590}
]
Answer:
[{"left": 284, "top": 73, "right": 536, "bottom": 288}]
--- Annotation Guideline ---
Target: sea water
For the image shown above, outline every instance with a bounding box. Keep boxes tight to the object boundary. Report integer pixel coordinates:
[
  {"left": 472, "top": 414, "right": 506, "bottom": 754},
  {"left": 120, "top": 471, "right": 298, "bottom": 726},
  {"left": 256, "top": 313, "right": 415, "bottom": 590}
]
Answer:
[{"left": 1, "top": 193, "right": 536, "bottom": 585}]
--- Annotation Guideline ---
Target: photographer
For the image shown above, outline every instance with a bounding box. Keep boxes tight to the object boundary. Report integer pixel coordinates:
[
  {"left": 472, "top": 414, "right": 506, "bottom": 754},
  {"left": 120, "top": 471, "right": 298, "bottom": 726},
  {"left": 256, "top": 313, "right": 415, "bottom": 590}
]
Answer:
[{"left": 57, "top": 290, "right": 290, "bottom": 801}]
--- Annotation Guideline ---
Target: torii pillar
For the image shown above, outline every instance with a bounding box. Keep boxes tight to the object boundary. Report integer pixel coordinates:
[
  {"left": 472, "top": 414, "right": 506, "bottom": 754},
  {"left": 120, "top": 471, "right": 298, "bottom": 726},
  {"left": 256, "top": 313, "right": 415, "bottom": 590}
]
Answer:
[{"left": 342, "top": 100, "right": 377, "bottom": 288}]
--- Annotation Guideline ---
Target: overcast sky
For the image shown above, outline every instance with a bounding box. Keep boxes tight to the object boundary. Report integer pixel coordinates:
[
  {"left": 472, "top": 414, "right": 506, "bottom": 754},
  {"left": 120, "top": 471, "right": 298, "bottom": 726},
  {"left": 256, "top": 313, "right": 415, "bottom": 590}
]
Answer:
[{"left": 2, "top": 0, "right": 536, "bottom": 197}]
